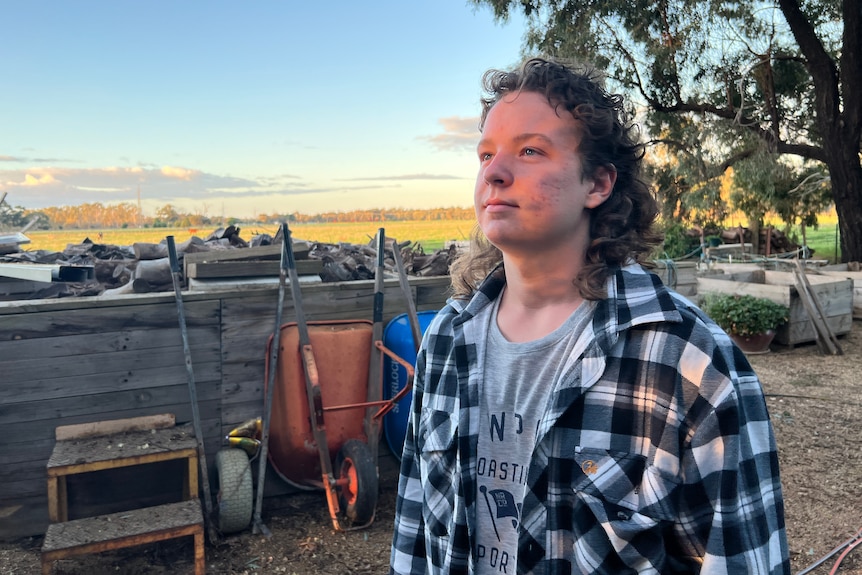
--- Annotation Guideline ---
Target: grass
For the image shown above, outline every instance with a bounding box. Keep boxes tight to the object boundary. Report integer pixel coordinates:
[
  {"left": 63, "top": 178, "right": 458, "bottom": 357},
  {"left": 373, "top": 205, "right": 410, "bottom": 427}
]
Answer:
[
  {"left": 22, "top": 220, "right": 478, "bottom": 253},
  {"left": 788, "top": 223, "right": 841, "bottom": 262},
  {"left": 20, "top": 219, "right": 843, "bottom": 262}
]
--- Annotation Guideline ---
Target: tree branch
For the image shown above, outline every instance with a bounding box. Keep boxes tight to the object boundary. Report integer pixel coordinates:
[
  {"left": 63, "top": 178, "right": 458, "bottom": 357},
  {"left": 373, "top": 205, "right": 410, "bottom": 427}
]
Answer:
[{"left": 777, "top": 0, "right": 841, "bottom": 128}]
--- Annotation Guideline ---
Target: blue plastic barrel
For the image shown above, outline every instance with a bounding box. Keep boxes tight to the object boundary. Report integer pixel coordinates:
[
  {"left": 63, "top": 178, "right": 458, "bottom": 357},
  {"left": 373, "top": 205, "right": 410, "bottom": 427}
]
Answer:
[{"left": 382, "top": 310, "right": 438, "bottom": 459}]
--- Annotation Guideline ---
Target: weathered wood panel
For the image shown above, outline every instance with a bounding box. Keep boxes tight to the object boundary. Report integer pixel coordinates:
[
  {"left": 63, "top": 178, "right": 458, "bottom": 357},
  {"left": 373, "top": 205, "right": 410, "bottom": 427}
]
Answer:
[
  {"left": 0, "top": 299, "right": 219, "bottom": 340},
  {"left": 819, "top": 266, "right": 862, "bottom": 319},
  {"left": 0, "top": 325, "right": 218, "bottom": 362}
]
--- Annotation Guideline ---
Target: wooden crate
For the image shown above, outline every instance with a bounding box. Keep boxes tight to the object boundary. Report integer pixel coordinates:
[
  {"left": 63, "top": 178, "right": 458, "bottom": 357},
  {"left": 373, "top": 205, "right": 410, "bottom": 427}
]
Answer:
[
  {"left": 818, "top": 264, "right": 862, "bottom": 319},
  {"left": 697, "top": 270, "right": 853, "bottom": 346}
]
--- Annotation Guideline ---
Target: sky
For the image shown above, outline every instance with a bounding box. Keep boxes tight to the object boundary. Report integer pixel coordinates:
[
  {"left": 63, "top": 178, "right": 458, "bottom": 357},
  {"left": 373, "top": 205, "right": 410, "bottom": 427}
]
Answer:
[{"left": 0, "top": 2, "right": 529, "bottom": 219}]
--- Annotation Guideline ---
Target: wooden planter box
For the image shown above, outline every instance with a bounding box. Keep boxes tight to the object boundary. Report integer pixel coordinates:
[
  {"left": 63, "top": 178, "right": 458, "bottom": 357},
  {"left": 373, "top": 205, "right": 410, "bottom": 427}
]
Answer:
[
  {"left": 697, "top": 269, "right": 853, "bottom": 346},
  {"left": 818, "top": 264, "right": 862, "bottom": 319}
]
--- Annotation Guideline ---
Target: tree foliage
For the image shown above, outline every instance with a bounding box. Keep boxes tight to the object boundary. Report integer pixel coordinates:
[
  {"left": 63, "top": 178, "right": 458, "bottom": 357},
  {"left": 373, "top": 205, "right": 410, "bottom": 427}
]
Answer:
[{"left": 472, "top": 0, "right": 862, "bottom": 262}]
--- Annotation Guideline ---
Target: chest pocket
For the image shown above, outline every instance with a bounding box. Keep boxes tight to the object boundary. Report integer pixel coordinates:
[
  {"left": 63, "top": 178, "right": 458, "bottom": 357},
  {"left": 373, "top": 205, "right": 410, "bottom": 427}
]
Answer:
[
  {"left": 418, "top": 407, "right": 459, "bottom": 543},
  {"left": 572, "top": 447, "right": 678, "bottom": 547},
  {"left": 419, "top": 407, "right": 458, "bottom": 453}
]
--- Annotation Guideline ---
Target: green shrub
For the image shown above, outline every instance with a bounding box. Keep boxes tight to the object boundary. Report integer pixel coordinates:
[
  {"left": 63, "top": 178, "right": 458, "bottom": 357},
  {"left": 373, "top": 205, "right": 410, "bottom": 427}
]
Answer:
[
  {"left": 656, "top": 222, "right": 700, "bottom": 259},
  {"left": 701, "top": 294, "right": 789, "bottom": 336}
]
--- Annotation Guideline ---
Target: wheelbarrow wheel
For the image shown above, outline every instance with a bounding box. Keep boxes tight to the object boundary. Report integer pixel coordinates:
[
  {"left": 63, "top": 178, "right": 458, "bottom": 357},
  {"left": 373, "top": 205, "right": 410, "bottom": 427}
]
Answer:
[
  {"left": 335, "top": 439, "right": 378, "bottom": 525},
  {"left": 216, "top": 447, "right": 253, "bottom": 534}
]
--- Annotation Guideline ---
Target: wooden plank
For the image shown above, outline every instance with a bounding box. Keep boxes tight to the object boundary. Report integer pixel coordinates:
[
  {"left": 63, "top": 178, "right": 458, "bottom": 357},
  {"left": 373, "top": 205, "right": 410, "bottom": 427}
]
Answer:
[
  {"left": 0, "top": 325, "right": 219, "bottom": 361},
  {"left": 48, "top": 425, "right": 196, "bottom": 471},
  {"left": 2, "top": 340, "right": 222, "bottom": 390},
  {"left": 0, "top": 357, "right": 222, "bottom": 404},
  {"left": 0, "top": 378, "right": 221, "bottom": 427},
  {"left": 55, "top": 413, "right": 177, "bottom": 441},
  {"left": 697, "top": 277, "right": 793, "bottom": 306},
  {"left": 792, "top": 275, "right": 832, "bottom": 354},
  {"left": 187, "top": 258, "right": 321, "bottom": 279},
  {"left": 726, "top": 270, "right": 766, "bottom": 283},
  {"left": 0, "top": 299, "right": 220, "bottom": 340},
  {"left": 49, "top": 448, "right": 198, "bottom": 477},
  {"left": 183, "top": 242, "right": 309, "bottom": 266},
  {"left": 40, "top": 499, "right": 203, "bottom": 561}
]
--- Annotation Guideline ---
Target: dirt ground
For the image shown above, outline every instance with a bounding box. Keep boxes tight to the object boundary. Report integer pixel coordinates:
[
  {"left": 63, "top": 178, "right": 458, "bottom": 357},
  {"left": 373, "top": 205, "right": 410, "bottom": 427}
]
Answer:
[{"left": 2, "top": 322, "right": 861, "bottom": 575}]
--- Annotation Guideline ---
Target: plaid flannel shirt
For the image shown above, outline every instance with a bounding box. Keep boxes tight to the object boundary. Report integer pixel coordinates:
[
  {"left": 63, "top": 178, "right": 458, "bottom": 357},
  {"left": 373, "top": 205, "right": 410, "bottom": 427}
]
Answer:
[{"left": 390, "top": 264, "right": 790, "bottom": 574}]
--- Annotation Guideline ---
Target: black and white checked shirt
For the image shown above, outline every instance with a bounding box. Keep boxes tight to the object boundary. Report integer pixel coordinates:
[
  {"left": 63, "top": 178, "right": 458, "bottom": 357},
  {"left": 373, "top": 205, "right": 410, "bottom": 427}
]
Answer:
[{"left": 390, "top": 264, "right": 790, "bottom": 574}]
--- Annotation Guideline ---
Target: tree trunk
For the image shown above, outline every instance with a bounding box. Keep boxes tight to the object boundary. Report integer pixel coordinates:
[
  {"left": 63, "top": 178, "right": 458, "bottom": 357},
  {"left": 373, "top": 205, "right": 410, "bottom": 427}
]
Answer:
[{"left": 825, "top": 146, "right": 862, "bottom": 263}]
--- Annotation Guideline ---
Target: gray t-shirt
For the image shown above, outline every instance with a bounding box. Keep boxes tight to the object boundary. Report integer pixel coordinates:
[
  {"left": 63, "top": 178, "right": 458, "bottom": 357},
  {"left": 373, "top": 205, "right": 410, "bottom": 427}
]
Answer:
[{"left": 474, "top": 295, "right": 594, "bottom": 574}]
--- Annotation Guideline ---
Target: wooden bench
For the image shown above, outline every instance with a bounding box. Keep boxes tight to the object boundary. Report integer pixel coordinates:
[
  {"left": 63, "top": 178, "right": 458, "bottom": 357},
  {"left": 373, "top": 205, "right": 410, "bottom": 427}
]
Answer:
[
  {"left": 41, "top": 415, "right": 205, "bottom": 574},
  {"left": 41, "top": 499, "right": 204, "bottom": 575}
]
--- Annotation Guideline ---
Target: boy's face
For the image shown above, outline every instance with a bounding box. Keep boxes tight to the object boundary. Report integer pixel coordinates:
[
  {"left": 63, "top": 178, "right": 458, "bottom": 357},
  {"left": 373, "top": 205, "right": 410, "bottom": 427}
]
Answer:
[{"left": 474, "top": 91, "right": 614, "bottom": 259}]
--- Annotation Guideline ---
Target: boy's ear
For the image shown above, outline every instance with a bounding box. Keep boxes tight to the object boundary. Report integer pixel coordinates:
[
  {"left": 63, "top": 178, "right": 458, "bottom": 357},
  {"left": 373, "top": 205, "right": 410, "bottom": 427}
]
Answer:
[{"left": 585, "top": 165, "right": 617, "bottom": 209}]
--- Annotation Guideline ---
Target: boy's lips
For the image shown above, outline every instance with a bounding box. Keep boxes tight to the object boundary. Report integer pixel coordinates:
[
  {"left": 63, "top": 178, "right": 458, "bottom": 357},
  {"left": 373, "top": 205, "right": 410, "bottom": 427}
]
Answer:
[
  {"left": 483, "top": 201, "right": 517, "bottom": 213},
  {"left": 484, "top": 197, "right": 517, "bottom": 208}
]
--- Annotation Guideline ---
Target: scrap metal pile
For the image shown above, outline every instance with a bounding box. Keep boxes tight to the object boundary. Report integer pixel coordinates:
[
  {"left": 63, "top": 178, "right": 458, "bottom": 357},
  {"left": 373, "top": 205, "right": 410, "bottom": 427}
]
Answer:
[{"left": 0, "top": 226, "right": 457, "bottom": 301}]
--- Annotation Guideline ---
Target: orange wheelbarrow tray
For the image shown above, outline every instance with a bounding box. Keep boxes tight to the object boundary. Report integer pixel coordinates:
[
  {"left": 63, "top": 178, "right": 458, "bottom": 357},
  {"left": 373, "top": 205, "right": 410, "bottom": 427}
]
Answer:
[{"left": 264, "top": 319, "right": 414, "bottom": 531}]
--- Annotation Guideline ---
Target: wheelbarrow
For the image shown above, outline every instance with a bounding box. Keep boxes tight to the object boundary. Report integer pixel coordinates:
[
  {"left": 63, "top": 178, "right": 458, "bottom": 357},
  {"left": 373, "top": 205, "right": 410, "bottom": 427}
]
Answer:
[{"left": 263, "top": 227, "right": 416, "bottom": 531}]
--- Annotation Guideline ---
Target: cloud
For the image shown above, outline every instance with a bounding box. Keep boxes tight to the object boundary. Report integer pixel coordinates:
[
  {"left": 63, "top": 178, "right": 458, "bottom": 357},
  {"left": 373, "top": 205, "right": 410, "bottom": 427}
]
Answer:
[
  {"left": 0, "top": 165, "right": 295, "bottom": 208},
  {"left": 335, "top": 174, "right": 463, "bottom": 182},
  {"left": 23, "top": 173, "right": 57, "bottom": 186},
  {"left": 161, "top": 166, "right": 196, "bottom": 180},
  {"left": 0, "top": 164, "right": 417, "bottom": 217},
  {"left": 0, "top": 155, "right": 72, "bottom": 163},
  {"left": 421, "top": 116, "right": 480, "bottom": 152}
]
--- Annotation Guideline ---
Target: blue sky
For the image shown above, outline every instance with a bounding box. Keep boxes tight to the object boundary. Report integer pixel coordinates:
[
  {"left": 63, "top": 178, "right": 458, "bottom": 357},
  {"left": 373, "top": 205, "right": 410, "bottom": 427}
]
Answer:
[{"left": 0, "top": 2, "right": 528, "bottom": 219}]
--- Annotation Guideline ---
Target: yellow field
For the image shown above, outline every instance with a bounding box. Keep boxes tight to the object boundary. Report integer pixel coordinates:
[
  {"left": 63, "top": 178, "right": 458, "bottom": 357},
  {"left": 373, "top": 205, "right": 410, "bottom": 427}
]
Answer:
[{"left": 23, "top": 220, "right": 478, "bottom": 253}]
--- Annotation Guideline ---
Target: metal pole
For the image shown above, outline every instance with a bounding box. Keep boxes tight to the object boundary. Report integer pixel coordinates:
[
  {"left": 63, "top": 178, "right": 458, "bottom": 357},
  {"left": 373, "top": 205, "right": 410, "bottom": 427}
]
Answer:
[
  {"left": 252, "top": 223, "right": 289, "bottom": 537},
  {"left": 167, "top": 236, "right": 219, "bottom": 544},
  {"left": 389, "top": 238, "right": 422, "bottom": 353},
  {"left": 364, "top": 228, "right": 386, "bottom": 464}
]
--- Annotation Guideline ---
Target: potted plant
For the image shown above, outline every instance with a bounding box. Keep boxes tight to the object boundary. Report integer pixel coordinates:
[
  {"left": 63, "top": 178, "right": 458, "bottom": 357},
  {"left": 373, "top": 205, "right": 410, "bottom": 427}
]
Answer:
[{"left": 701, "top": 293, "right": 789, "bottom": 354}]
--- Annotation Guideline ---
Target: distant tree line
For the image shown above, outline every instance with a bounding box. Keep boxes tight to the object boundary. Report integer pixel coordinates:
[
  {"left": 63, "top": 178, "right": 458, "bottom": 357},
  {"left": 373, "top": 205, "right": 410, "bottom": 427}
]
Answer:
[
  {"left": 0, "top": 201, "right": 476, "bottom": 231},
  {"left": 258, "top": 207, "right": 475, "bottom": 225}
]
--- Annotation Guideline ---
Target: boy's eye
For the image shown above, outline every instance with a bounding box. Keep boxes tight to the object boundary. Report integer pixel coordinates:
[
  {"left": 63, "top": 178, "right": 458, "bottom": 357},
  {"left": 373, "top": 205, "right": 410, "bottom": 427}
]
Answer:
[
  {"left": 524, "top": 148, "right": 537, "bottom": 156},
  {"left": 480, "top": 153, "right": 492, "bottom": 161}
]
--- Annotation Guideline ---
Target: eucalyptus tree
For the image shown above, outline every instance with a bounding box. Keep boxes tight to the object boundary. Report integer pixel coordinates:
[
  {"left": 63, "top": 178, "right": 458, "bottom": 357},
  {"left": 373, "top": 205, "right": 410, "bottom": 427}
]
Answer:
[{"left": 472, "top": 0, "right": 861, "bottom": 262}]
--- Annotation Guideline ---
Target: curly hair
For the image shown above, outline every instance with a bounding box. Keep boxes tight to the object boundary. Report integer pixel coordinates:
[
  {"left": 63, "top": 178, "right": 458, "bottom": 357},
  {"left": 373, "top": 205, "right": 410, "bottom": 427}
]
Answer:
[{"left": 450, "top": 57, "right": 662, "bottom": 300}]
